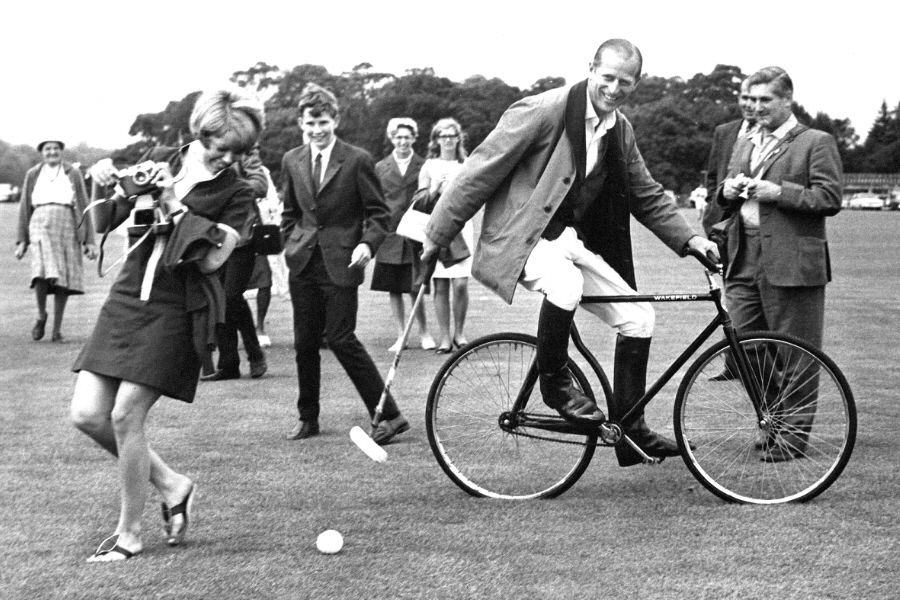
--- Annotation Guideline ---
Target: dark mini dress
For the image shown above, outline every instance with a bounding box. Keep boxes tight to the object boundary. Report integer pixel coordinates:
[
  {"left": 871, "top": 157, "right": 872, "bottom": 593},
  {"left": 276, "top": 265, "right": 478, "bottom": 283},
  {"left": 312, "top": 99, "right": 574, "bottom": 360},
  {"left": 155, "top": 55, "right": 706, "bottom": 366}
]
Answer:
[
  {"left": 371, "top": 152, "right": 428, "bottom": 294},
  {"left": 73, "top": 146, "right": 255, "bottom": 402}
]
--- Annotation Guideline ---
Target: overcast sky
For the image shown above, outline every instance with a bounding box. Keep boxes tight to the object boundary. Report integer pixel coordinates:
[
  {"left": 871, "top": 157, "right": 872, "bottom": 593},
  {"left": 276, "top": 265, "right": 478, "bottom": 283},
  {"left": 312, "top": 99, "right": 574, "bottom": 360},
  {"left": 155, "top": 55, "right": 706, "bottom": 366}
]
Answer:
[{"left": 2, "top": 0, "right": 896, "bottom": 149}]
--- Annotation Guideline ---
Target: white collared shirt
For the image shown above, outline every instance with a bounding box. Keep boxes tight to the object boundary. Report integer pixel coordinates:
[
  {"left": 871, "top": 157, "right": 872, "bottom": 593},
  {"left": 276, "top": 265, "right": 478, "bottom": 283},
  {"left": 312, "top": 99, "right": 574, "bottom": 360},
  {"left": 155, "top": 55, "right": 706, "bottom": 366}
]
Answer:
[
  {"left": 31, "top": 164, "right": 74, "bottom": 206},
  {"left": 310, "top": 138, "right": 337, "bottom": 186},
  {"left": 741, "top": 114, "right": 798, "bottom": 227},
  {"left": 172, "top": 140, "right": 217, "bottom": 201},
  {"left": 751, "top": 113, "right": 797, "bottom": 171},
  {"left": 393, "top": 150, "right": 413, "bottom": 177},
  {"left": 585, "top": 87, "right": 617, "bottom": 175}
]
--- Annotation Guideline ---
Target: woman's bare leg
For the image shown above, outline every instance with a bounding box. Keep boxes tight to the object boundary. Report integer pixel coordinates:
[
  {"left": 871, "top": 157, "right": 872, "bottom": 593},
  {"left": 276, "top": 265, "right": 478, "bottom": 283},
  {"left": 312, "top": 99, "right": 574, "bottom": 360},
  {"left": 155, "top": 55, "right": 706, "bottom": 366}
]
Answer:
[
  {"left": 71, "top": 372, "right": 193, "bottom": 555},
  {"left": 451, "top": 277, "right": 469, "bottom": 345},
  {"left": 432, "top": 278, "right": 452, "bottom": 350}
]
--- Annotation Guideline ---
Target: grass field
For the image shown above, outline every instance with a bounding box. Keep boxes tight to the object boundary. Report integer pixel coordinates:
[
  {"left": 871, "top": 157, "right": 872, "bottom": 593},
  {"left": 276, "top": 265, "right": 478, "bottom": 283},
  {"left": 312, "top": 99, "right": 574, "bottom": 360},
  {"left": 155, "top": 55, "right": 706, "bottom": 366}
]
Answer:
[{"left": 1, "top": 204, "right": 898, "bottom": 599}]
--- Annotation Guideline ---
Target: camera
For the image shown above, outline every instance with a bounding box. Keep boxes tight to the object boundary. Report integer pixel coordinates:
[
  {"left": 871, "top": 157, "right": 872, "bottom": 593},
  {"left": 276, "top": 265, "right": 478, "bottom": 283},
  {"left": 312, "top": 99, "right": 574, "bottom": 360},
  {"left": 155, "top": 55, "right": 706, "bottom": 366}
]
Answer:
[
  {"left": 117, "top": 161, "right": 174, "bottom": 235},
  {"left": 117, "top": 161, "right": 160, "bottom": 198},
  {"left": 132, "top": 195, "right": 158, "bottom": 227}
]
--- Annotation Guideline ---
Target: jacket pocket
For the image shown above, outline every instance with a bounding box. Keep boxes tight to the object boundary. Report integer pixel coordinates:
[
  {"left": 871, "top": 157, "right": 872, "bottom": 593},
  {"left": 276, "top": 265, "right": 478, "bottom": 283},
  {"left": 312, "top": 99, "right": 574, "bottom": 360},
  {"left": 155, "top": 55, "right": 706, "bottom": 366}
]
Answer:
[{"left": 796, "top": 236, "right": 828, "bottom": 286}]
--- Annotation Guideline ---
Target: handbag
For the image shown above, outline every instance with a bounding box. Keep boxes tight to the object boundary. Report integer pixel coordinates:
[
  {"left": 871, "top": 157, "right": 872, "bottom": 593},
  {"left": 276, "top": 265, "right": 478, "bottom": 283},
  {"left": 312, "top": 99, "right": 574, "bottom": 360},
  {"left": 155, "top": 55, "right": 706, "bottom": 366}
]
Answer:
[
  {"left": 252, "top": 223, "right": 283, "bottom": 255},
  {"left": 395, "top": 188, "right": 436, "bottom": 243}
]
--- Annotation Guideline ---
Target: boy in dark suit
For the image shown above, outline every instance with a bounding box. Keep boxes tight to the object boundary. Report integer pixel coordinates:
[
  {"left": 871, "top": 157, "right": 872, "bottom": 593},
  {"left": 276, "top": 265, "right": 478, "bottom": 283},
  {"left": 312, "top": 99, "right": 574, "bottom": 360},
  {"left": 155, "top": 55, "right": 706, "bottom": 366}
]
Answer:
[{"left": 281, "top": 83, "right": 408, "bottom": 443}]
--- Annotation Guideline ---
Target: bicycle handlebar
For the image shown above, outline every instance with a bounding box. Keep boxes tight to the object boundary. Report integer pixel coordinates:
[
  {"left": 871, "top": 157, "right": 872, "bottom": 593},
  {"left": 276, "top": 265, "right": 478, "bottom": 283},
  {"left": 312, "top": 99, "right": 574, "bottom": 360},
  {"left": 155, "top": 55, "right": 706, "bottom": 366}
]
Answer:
[{"left": 687, "top": 248, "right": 723, "bottom": 274}]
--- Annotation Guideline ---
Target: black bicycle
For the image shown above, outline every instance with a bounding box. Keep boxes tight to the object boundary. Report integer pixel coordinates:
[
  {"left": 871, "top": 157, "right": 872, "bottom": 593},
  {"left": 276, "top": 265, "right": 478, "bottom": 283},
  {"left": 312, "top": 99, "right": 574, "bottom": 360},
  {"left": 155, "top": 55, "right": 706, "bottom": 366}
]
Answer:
[{"left": 425, "top": 251, "right": 856, "bottom": 504}]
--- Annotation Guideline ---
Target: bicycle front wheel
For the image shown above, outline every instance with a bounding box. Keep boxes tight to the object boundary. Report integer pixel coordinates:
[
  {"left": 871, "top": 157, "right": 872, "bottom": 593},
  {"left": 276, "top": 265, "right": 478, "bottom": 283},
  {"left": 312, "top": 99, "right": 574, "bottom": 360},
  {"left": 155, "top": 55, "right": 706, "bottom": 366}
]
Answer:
[
  {"left": 426, "top": 333, "right": 597, "bottom": 499},
  {"left": 675, "top": 331, "right": 856, "bottom": 504}
]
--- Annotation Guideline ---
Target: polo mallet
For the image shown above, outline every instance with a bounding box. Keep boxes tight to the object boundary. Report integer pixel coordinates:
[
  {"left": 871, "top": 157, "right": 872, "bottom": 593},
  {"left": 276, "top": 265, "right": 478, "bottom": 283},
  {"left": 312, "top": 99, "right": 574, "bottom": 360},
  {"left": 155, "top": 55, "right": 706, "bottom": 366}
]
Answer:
[{"left": 350, "top": 254, "right": 438, "bottom": 462}]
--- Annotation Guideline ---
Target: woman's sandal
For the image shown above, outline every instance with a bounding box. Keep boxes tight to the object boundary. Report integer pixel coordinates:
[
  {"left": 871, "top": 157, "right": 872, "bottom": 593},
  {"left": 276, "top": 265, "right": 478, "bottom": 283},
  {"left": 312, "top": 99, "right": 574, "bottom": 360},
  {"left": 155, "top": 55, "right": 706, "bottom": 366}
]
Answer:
[
  {"left": 161, "top": 483, "right": 196, "bottom": 546},
  {"left": 452, "top": 337, "right": 469, "bottom": 349},
  {"left": 86, "top": 534, "right": 142, "bottom": 563}
]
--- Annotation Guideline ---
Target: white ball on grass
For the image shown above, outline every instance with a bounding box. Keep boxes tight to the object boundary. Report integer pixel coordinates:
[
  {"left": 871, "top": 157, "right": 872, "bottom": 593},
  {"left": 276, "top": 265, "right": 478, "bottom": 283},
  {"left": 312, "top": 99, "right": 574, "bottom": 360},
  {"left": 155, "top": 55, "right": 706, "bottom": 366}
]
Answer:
[{"left": 316, "top": 529, "right": 343, "bottom": 554}]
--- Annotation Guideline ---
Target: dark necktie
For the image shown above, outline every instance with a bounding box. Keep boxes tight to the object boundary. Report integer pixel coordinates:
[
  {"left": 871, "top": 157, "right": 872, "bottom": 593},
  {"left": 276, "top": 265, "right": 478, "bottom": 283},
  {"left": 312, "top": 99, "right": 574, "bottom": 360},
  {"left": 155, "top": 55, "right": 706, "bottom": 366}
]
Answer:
[{"left": 313, "top": 153, "right": 322, "bottom": 197}]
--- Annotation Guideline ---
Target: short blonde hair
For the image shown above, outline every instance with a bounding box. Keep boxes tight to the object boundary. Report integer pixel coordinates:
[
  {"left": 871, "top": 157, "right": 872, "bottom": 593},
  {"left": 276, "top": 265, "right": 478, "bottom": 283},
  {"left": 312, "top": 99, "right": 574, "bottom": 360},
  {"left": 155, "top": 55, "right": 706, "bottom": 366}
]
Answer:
[
  {"left": 386, "top": 117, "right": 418, "bottom": 139},
  {"left": 190, "top": 88, "right": 265, "bottom": 153}
]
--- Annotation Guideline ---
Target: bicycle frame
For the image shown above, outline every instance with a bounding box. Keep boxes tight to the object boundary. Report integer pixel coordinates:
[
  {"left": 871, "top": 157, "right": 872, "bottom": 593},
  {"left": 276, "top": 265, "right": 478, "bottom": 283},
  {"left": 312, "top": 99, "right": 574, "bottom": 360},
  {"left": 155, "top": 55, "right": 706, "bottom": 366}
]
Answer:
[{"left": 512, "top": 268, "right": 770, "bottom": 439}]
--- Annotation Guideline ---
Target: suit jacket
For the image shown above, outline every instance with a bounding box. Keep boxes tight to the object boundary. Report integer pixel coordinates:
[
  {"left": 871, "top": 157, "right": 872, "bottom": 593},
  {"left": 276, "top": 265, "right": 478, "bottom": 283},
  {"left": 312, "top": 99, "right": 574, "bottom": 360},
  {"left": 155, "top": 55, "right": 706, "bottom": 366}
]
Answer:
[
  {"left": 281, "top": 139, "right": 390, "bottom": 287},
  {"left": 701, "top": 119, "right": 744, "bottom": 235},
  {"left": 717, "top": 124, "right": 842, "bottom": 285},
  {"left": 426, "top": 80, "right": 696, "bottom": 303},
  {"left": 374, "top": 152, "right": 425, "bottom": 264}
]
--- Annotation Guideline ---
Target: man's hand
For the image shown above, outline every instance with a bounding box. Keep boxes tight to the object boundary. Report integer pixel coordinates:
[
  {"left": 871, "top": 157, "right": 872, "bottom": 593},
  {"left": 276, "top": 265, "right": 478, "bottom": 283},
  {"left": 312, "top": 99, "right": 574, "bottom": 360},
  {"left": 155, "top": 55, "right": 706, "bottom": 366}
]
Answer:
[
  {"left": 747, "top": 180, "right": 781, "bottom": 203},
  {"left": 348, "top": 243, "right": 372, "bottom": 269},
  {"left": 723, "top": 174, "right": 752, "bottom": 200},
  {"left": 687, "top": 235, "right": 720, "bottom": 262},
  {"left": 421, "top": 236, "right": 441, "bottom": 264},
  {"left": 14, "top": 242, "right": 26, "bottom": 260},
  {"left": 84, "top": 243, "right": 98, "bottom": 260}
]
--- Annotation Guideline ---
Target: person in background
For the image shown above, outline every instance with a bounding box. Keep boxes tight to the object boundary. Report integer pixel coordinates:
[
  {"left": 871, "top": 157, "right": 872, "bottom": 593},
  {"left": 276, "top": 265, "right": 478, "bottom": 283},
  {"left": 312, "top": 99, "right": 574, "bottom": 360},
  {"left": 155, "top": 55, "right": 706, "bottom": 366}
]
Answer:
[
  {"left": 15, "top": 139, "right": 97, "bottom": 342},
  {"left": 372, "top": 117, "right": 435, "bottom": 352},
  {"left": 702, "top": 76, "right": 758, "bottom": 382},
  {"left": 702, "top": 77, "right": 757, "bottom": 236},
  {"left": 201, "top": 144, "right": 269, "bottom": 380},
  {"left": 70, "top": 88, "right": 263, "bottom": 562},
  {"left": 418, "top": 118, "right": 472, "bottom": 354},
  {"left": 717, "top": 66, "right": 842, "bottom": 462},
  {"left": 423, "top": 39, "right": 718, "bottom": 467},
  {"left": 248, "top": 159, "right": 289, "bottom": 347},
  {"left": 281, "top": 83, "right": 409, "bottom": 444}
]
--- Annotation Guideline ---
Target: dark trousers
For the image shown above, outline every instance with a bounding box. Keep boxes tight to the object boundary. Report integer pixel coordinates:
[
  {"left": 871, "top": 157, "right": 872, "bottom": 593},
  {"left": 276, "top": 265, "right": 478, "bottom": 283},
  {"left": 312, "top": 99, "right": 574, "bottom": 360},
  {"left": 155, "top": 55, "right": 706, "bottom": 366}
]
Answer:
[
  {"left": 725, "top": 229, "right": 825, "bottom": 445},
  {"left": 288, "top": 248, "right": 397, "bottom": 422},
  {"left": 217, "top": 245, "right": 263, "bottom": 373},
  {"left": 725, "top": 230, "right": 825, "bottom": 348}
]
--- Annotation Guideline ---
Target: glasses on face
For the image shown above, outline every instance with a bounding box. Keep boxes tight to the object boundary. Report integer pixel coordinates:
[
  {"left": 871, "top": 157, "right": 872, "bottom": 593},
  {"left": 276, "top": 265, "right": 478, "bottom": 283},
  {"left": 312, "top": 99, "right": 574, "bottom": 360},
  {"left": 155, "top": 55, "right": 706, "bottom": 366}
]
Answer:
[{"left": 438, "top": 134, "right": 459, "bottom": 140}]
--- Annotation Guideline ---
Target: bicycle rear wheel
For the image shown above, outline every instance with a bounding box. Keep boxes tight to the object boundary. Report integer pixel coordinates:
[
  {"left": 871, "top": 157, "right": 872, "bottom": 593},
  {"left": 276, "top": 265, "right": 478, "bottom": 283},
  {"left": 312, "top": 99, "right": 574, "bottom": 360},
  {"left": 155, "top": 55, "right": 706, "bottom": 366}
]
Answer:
[
  {"left": 674, "top": 331, "right": 856, "bottom": 504},
  {"left": 426, "top": 333, "right": 598, "bottom": 499}
]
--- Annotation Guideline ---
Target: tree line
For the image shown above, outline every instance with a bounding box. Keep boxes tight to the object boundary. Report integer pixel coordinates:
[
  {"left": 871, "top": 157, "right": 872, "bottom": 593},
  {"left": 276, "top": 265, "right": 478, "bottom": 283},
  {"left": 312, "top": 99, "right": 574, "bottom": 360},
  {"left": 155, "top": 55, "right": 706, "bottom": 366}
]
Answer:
[{"left": 2, "top": 61, "right": 898, "bottom": 195}]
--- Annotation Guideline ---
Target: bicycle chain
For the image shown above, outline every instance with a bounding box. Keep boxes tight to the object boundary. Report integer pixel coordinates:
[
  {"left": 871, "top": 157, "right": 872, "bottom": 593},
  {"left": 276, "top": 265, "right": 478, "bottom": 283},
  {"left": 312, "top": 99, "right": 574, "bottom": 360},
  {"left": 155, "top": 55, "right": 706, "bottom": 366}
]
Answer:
[{"left": 502, "top": 427, "right": 614, "bottom": 448}]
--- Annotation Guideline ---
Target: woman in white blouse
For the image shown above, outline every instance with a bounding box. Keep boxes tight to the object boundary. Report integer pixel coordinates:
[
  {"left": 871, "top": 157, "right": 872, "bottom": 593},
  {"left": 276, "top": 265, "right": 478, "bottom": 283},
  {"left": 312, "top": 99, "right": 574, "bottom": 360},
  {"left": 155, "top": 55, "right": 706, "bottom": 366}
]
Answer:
[
  {"left": 418, "top": 118, "right": 472, "bottom": 353},
  {"left": 15, "top": 139, "right": 96, "bottom": 342}
]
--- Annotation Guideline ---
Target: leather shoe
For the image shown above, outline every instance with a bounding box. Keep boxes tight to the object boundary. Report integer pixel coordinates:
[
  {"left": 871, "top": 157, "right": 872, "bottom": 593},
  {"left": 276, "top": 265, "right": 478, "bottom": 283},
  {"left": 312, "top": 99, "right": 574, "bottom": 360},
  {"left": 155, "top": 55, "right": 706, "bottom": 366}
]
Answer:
[
  {"left": 285, "top": 420, "right": 319, "bottom": 440},
  {"left": 371, "top": 415, "right": 409, "bottom": 445},
  {"left": 616, "top": 430, "right": 685, "bottom": 467},
  {"left": 540, "top": 378, "right": 605, "bottom": 424},
  {"left": 32, "top": 318, "right": 47, "bottom": 341},
  {"left": 249, "top": 357, "right": 267, "bottom": 379},
  {"left": 200, "top": 369, "right": 240, "bottom": 381}
]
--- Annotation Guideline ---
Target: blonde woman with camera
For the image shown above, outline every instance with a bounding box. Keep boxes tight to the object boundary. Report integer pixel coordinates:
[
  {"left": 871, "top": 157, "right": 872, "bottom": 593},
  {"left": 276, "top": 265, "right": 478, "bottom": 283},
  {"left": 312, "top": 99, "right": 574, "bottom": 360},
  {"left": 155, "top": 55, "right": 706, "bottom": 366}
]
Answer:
[{"left": 70, "top": 88, "right": 264, "bottom": 562}]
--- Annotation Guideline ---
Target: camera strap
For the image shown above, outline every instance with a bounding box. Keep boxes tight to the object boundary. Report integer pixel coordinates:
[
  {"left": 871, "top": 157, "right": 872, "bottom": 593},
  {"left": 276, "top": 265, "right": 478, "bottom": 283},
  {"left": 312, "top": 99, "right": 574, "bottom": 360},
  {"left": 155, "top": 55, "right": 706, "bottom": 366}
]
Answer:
[
  {"left": 99, "top": 227, "right": 152, "bottom": 278},
  {"left": 140, "top": 236, "right": 168, "bottom": 301}
]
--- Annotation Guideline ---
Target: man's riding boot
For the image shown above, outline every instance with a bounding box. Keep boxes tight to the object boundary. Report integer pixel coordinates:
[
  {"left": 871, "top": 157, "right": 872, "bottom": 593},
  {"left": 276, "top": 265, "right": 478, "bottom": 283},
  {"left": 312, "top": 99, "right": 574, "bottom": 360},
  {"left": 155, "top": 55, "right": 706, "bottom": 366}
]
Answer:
[
  {"left": 537, "top": 299, "right": 605, "bottom": 423},
  {"left": 609, "top": 334, "right": 680, "bottom": 466}
]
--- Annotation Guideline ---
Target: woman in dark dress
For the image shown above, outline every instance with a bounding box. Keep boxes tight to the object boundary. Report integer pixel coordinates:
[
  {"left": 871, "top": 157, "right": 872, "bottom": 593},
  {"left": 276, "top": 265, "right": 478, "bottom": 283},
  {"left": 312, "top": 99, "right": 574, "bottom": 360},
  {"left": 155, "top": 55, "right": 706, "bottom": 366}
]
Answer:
[
  {"left": 371, "top": 118, "right": 435, "bottom": 352},
  {"left": 70, "top": 89, "right": 264, "bottom": 562}
]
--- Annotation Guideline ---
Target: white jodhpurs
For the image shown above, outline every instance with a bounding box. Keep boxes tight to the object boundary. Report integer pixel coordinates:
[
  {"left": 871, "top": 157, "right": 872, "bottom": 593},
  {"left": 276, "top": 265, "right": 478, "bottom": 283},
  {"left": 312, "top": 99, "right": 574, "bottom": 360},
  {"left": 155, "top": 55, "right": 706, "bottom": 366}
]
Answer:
[{"left": 519, "top": 227, "right": 654, "bottom": 338}]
